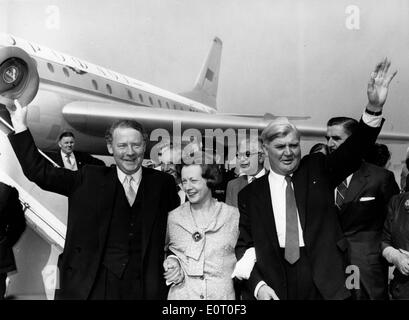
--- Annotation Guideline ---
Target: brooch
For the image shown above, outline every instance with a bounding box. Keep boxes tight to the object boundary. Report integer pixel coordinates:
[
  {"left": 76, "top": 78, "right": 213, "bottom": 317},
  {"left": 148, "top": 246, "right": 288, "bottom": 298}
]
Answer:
[
  {"left": 192, "top": 232, "right": 202, "bottom": 242},
  {"left": 404, "top": 199, "right": 409, "bottom": 211}
]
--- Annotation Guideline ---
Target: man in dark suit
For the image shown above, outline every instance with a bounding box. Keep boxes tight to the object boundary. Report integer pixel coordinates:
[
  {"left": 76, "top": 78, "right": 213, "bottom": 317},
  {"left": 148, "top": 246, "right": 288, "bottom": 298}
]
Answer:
[
  {"left": 326, "top": 117, "right": 399, "bottom": 299},
  {"left": 0, "top": 182, "right": 26, "bottom": 299},
  {"left": 45, "top": 131, "right": 105, "bottom": 170},
  {"left": 235, "top": 58, "right": 396, "bottom": 300},
  {"left": 226, "top": 136, "right": 266, "bottom": 208},
  {"left": 6, "top": 102, "right": 180, "bottom": 300}
]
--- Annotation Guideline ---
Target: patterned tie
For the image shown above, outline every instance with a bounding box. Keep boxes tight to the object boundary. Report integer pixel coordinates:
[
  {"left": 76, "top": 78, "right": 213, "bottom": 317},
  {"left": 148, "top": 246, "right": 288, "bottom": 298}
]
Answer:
[
  {"left": 65, "top": 154, "right": 72, "bottom": 165},
  {"left": 284, "top": 175, "right": 300, "bottom": 264},
  {"left": 124, "top": 175, "right": 136, "bottom": 206},
  {"left": 335, "top": 179, "right": 348, "bottom": 210}
]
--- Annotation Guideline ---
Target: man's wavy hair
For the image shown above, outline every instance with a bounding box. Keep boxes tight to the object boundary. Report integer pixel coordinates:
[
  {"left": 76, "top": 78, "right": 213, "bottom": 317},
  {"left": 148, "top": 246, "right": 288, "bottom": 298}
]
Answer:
[{"left": 105, "top": 120, "right": 148, "bottom": 145}]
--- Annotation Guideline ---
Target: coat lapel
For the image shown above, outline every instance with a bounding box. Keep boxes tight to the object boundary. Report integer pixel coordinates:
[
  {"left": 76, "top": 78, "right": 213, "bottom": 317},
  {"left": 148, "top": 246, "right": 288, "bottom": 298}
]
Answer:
[
  {"left": 140, "top": 168, "right": 158, "bottom": 261},
  {"left": 292, "top": 169, "right": 307, "bottom": 230},
  {"left": 255, "top": 176, "right": 281, "bottom": 252},
  {"left": 341, "top": 163, "right": 368, "bottom": 213},
  {"left": 97, "top": 167, "right": 118, "bottom": 250}
]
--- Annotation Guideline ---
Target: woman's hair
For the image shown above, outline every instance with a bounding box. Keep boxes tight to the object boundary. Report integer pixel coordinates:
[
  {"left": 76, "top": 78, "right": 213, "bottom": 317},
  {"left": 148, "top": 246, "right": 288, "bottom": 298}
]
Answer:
[{"left": 180, "top": 152, "right": 222, "bottom": 190}]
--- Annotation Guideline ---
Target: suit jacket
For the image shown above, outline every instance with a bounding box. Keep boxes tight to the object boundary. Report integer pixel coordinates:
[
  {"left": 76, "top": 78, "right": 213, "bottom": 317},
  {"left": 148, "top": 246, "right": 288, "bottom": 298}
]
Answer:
[
  {"left": 45, "top": 150, "right": 105, "bottom": 169},
  {"left": 338, "top": 162, "right": 399, "bottom": 299},
  {"left": 9, "top": 130, "right": 180, "bottom": 300},
  {"left": 225, "top": 176, "right": 248, "bottom": 208},
  {"left": 0, "top": 182, "right": 26, "bottom": 274},
  {"left": 236, "top": 119, "right": 382, "bottom": 300}
]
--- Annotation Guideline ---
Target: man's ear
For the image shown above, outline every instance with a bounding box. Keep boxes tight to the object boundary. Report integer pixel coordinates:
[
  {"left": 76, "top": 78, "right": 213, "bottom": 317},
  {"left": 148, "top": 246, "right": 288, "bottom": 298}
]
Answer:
[
  {"left": 58, "top": 141, "right": 62, "bottom": 149},
  {"left": 262, "top": 144, "right": 268, "bottom": 157},
  {"left": 107, "top": 144, "right": 113, "bottom": 155}
]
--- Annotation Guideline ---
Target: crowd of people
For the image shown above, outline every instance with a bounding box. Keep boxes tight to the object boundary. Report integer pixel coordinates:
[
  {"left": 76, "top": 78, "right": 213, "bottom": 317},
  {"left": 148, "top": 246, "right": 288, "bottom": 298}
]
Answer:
[{"left": 2, "top": 58, "right": 409, "bottom": 300}]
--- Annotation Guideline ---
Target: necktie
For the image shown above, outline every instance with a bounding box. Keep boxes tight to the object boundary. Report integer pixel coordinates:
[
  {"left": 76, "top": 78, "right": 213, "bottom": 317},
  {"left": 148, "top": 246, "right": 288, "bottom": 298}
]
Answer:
[
  {"left": 65, "top": 154, "right": 72, "bottom": 165},
  {"left": 284, "top": 175, "right": 300, "bottom": 264},
  {"left": 124, "top": 175, "right": 136, "bottom": 206},
  {"left": 335, "top": 179, "right": 348, "bottom": 210}
]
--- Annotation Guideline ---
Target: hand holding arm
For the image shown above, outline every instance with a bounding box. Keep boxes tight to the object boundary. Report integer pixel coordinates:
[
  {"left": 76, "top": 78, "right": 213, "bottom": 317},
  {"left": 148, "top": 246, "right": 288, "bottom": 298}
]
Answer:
[
  {"left": 163, "top": 256, "right": 184, "bottom": 285},
  {"left": 366, "top": 58, "right": 397, "bottom": 113}
]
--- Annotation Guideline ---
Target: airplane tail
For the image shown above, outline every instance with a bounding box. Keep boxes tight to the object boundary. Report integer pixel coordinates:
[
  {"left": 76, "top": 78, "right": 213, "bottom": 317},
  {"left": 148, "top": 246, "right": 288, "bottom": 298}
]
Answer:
[{"left": 180, "top": 37, "right": 222, "bottom": 109}]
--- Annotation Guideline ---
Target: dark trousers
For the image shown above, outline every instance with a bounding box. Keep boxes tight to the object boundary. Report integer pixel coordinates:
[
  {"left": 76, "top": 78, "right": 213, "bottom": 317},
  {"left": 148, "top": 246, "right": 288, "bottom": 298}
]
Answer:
[
  {"left": 280, "top": 247, "right": 322, "bottom": 300},
  {"left": 89, "top": 256, "right": 142, "bottom": 300}
]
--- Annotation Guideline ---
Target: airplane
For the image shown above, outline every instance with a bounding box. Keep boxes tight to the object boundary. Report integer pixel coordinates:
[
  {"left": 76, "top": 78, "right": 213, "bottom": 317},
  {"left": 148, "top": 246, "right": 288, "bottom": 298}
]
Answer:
[{"left": 0, "top": 33, "right": 409, "bottom": 299}]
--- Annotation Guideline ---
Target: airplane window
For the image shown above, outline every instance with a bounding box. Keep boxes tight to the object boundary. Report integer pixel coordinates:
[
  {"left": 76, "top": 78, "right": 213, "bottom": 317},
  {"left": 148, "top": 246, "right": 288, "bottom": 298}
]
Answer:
[
  {"left": 149, "top": 97, "right": 153, "bottom": 105},
  {"left": 173, "top": 104, "right": 176, "bottom": 109},
  {"left": 63, "top": 67, "right": 70, "bottom": 77},
  {"left": 166, "top": 102, "right": 170, "bottom": 109},
  {"left": 127, "top": 90, "right": 133, "bottom": 100},
  {"left": 106, "top": 84, "right": 112, "bottom": 94},
  {"left": 47, "top": 63, "right": 54, "bottom": 73},
  {"left": 139, "top": 94, "right": 144, "bottom": 102},
  {"left": 158, "top": 100, "right": 162, "bottom": 107},
  {"left": 92, "top": 79, "right": 98, "bottom": 90}
]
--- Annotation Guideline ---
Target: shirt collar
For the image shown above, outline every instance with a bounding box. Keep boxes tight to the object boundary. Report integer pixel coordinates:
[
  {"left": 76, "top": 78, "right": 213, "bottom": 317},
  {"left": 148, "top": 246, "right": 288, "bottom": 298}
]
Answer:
[
  {"left": 254, "top": 168, "right": 266, "bottom": 179},
  {"left": 61, "top": 150, "right": 73, "bottom": 159},
  {"left": 268, "top": 169, "right": 291, "bottom": 185},
  {"left": 248, "top": 168, "right": 266, "bottom": 183},
  {"left": 117, "top": 166, "right": 142, "bottom": 185}
]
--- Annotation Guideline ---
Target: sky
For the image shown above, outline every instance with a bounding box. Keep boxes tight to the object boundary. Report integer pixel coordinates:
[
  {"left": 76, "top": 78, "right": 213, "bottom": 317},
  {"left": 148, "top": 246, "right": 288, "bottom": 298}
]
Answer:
[{"left": 1, "top": 0, "right": 409, "bottom": 148}]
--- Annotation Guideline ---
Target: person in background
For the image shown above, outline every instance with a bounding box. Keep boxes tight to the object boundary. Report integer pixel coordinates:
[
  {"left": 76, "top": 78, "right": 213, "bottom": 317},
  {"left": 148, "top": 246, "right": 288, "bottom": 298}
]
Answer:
[
  {"left": 163, "top": 153, "right": 239, "bottom": 300},
  {"left": 225, "top": 136, "right": 266, "bottom": 208},
  {"left": 382, "top": 192, "right": 409, "bottom": 299},
  {"left": 0, "top": 182, "right": 26, "bottom": 299},
  {"left": 309, "top": 143, "right": 329, "bottom": 155},
  {"left": 364, "top": 143, "right": 392, "bottom": 169},
  {"left": 400, "top": 147, "right": 409, "bottom": 192},
  {"left": 326, "top": 117, "right": 399, "bottom": 299},
  {"left": 45, "top": 131, "right": 105, "bottom": 170}
]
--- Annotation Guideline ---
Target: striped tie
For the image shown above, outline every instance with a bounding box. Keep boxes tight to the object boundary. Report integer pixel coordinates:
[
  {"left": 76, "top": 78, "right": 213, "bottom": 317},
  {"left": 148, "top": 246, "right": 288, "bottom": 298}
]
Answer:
[
  {"left": 335, "top": 179, "right": 348, "bottom": 210},
  {"left": 124, "top": 176, "right": 136, "bottom": 206}
]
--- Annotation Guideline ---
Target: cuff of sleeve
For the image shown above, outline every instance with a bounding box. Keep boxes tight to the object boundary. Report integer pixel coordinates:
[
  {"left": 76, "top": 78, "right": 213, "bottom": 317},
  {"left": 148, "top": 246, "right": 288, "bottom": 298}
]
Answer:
[
  {"left": 362, "top": 110, "right": 382, "bottom": 128},
  {"left": 254, "top": 281, "right": 266, "bottom": 299}
]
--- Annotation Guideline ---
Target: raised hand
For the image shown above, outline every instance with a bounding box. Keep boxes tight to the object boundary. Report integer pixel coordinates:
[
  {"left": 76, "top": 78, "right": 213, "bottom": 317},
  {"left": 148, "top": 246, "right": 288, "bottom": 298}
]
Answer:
[
  {"left": 5, "top": 99, "right": 28, "bottom": 133},
  {"left": 367, "top": 58, "right": 397, "bottom": 111}
]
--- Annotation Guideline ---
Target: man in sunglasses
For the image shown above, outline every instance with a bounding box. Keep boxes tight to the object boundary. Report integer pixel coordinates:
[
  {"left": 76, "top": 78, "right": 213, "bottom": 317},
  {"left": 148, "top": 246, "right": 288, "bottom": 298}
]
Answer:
[{"left": 226, "top": 136, "right": 266, "bottom": 208}]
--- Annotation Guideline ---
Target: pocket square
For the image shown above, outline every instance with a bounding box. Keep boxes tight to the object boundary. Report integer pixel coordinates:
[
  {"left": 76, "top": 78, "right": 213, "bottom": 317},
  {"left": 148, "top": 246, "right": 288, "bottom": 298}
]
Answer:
[{"left": 359, "top": 196, "right": 375, "bottom": 202}]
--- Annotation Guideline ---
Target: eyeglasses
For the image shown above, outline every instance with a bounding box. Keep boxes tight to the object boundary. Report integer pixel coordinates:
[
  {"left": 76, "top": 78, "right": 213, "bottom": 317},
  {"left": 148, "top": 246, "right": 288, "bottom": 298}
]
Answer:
[{"left": 236, "top": 151, "right": 262, "bottom": 159}]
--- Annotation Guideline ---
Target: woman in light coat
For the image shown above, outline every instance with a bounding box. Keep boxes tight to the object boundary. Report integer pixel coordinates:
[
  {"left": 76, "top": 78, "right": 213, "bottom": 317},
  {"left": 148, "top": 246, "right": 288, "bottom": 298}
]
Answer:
[{"left": 163, "top": 154, "right": 239, "bottom": 300}]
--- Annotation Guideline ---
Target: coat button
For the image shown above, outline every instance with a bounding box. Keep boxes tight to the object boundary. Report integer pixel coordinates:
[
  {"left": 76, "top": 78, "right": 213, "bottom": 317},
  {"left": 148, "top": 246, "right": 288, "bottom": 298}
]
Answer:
[{"left": 200, "top": 294, "right": 204, "bottom": 299}]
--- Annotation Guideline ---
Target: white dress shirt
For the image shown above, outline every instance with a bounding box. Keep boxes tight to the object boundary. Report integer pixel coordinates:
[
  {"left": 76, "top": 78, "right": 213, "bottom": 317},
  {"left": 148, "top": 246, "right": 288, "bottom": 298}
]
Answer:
[
  {"left": 268, "top": 170, "right": 305, "bottom": 248},
  {"left": 117, "top": 167, "right": 142, "bottom": 197},
  {"left": 61, "top": 151, "right": 78, "bottom": 171}
]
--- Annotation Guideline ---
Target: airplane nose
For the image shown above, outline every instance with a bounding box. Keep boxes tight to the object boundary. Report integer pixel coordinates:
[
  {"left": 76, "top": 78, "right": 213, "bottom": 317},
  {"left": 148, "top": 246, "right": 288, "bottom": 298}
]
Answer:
[{"left": 0, "top": 46, "right": 39, "bottom": 108}]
